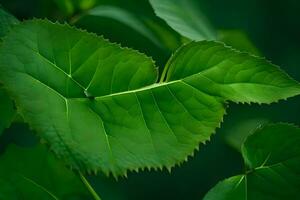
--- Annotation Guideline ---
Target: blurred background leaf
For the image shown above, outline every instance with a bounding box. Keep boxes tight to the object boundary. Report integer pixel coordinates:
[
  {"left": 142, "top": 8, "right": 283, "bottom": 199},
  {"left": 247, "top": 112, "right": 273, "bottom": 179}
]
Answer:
[
  {"left": 0, "top": 125, "right": 92, "bottom": 200},
  {"left": 0, "top": 89, "right": 15, "bottom": 137},
  {"left": 149, "top": 0, "right": 217, "bottom": 41},
  {"left": 218, "top": 30, "right": 261, "bottom": 56},
  {"left": 72, "top": 4, "right": 182, "bottom": 70},
  {"left": 0, "top": 5, "right": 18, "bottom": 38},
  {"left": 53, "top": 0, "right": 96, "bottom": 16},
  {"left": 0, "top": 123, "right": 38, "bottom": 152}
]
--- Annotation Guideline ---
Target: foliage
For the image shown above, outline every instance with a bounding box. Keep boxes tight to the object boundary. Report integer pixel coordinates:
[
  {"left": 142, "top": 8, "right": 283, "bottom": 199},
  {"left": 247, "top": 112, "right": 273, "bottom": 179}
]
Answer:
[
  {"left": 149, "top": 0, "right": 216, "bottom": 41},
  {"left": 204, "top": 123, "right": 300, "bottom": 200},
  {"left": 1, "top": 19, "right": 299, "bottom": 178},
  {"left": 72, "top": 3, "right": 182, "bottom": 69},
  {"left": 0, "top": 143, "right": 92, "bottom": 199},
  {"left": 0, "top": 89, "right": 15, "bottom": 136},
  {"left": 0, "top": 5, "right": 18, "bottom": 38},
  {"left": 0, "top": 0, "right": 299, "bottom": 199},
  {"left": 0, "top": 6, "right": 17, "bottom": 136}
]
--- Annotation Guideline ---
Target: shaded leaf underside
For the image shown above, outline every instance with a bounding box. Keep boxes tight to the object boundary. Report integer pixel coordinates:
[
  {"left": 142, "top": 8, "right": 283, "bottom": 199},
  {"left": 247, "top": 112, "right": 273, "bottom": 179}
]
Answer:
[{"left": 0, "top": 20, "right": 299, "bottom": 176}]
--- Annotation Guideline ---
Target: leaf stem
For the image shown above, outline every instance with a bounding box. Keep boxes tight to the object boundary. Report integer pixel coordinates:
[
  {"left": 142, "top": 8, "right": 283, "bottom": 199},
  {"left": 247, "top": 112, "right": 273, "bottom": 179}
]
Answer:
[{"left": 79, "top": 172, "right": 102, "bottom": 200}]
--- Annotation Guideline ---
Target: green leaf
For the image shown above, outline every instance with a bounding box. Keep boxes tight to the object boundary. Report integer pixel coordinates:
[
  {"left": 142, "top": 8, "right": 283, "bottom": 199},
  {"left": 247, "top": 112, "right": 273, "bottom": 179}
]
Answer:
[
  {"left": 218, "top": 30, "right": 261, "bottom": 56},
  {"left": 54, "top": 0, "right": 75, "bottom": 16},
  {"left": 0, "top": 6, "right": 18, "bottom": 135},
  {"left": 0, "top": 6, "right": 19, "bottom": 39},
  {"left": 0, "top": 19, "right": 299, "bottom": 177},
  {"left": 0, "top": 89, "right": 15, "bottom": 136},
  {"left": 204, "top": 123, "right": 300, "bottom": 200},
  {"left": 73, "top": 5, "right": 162, "bottom": 48},
  {"left": 163, "top": 41, "right": 300, "bottom": 104},
  {"left": 224, "top": 118, "right": 269, "bottom": 151},
  {"left": 0, "top": 144, "right": 92, "bottom": 199},
  {"left": 73, "top": 5, "right": 182, "bottom": 68},
  {"left": 149, "top": 0, "right": 217, "bottom": 41},
  {"left": 149, "top": 0, "right": 261, "bottom": 57},
  {"left": 54, "top": 0, "right": 96, "bottom": 16}
]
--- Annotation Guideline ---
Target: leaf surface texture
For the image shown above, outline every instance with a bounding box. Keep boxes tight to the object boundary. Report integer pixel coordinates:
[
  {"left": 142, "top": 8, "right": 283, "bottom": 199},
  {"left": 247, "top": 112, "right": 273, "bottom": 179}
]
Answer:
[{"left": 0, "top": 20, "right": 299, "bottom": 176}]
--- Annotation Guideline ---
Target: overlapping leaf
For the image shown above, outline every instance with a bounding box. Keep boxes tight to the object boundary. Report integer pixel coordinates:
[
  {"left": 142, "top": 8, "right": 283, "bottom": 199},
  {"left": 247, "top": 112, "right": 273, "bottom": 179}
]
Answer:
[
  {"left": 149, "top": 0, "right": 216, "bottom": 41},
  {"left": 0, "top": 89, "right": 15, "bottom": 136},
  {"left": 73, "top": 5, "right": 182, "bottom": 68},
  {"left": 74, "top": 5, "right": 163, "bottom": 49},
  {"left": 204, "top": 123, "right": 300, "bottom": 200},
  {"left": 0, "top": 6, "right": 18, "bottom": 136},
  {"left": 218, "top": 30, "right": 260, "bottom": 56},
  {"left": 0, "top": 5, "right": 19, "bottom": 39},
  {"left": 0, "top": 144, "right": 92, "bottom": 200},
  {"left": 149, "top": 0, "right": 260, "bottom": 57},
  {"left": 0, "top": 19, "right": 299, "bottom": 177}
]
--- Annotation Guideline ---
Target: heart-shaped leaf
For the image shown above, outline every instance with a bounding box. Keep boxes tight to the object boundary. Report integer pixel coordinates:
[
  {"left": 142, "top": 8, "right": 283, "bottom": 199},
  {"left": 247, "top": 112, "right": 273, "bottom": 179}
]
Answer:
[
  {"left": 0, "top": 19, "right": 299, "bottom": 177},
  {"left": 204, "top": 123, "right": 300, "bottom": 200}
]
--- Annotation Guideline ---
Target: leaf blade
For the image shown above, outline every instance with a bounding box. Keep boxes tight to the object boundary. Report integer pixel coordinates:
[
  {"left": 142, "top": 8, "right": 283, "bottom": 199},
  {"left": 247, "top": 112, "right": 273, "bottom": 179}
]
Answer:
[
  {"left": 0, "top": 5, "right": 19, "bottom": 38},
  {"left": 73, "top": 4, "right": 182, "bottom": 70},
  {"left": 0, "top": 89, "right": 15, "bottom": 136},
  {"left": 0, "top": 144, "right": 92, "bottom": 200},
  {"left": 0, "top": 20, "right": 299, "bottom": 177},
  {"left": 204, "top": 123, "right": 300, "bottom": 199},
  {"left": 149, "top": 0, "right": 216, "bottom": 41},
  {"left": 0, "top": 6, "right": 18, "bottom": 136},
  {"left": 164, "top": 41, "right": 300, "bottom": 104}
]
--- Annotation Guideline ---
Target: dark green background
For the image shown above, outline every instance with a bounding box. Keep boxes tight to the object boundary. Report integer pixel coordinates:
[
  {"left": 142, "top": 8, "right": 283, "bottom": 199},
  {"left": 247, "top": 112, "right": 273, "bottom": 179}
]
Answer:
[{"left": 0, "top": 0, "right": 299, "bottom": 199}]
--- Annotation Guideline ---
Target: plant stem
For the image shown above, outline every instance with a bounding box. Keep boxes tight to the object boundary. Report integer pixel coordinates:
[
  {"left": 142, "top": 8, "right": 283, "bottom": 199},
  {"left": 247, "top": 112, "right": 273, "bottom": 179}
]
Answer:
[{"left": 79, "top": 172, "right": 102, "bottom": 200}]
